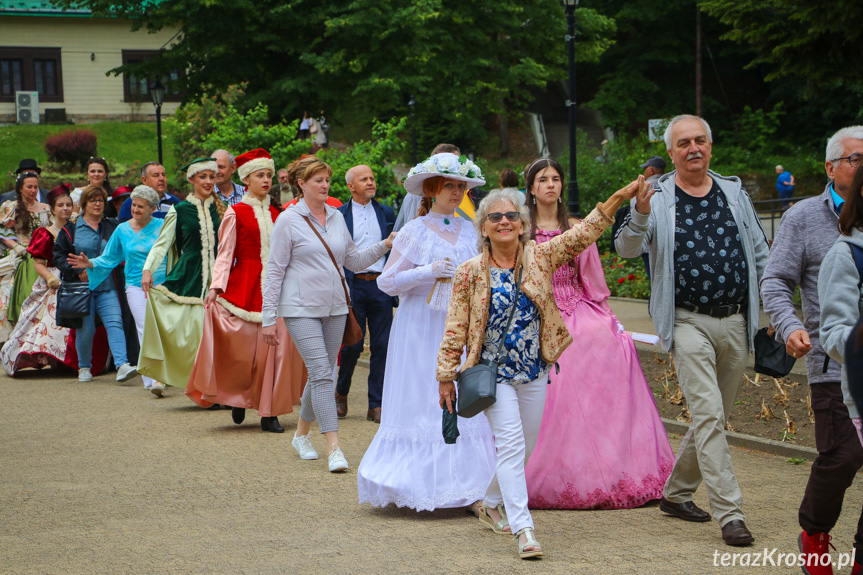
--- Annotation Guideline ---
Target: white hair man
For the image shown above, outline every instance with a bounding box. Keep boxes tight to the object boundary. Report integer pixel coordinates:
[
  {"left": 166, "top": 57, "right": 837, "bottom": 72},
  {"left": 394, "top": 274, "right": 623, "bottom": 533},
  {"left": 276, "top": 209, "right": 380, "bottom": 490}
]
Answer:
[
  {"left": 333, "top": 165, "right": 397, "bottom": 423},
  {"left": 616, "top": 114, "right": 769, "bottom": 546},
  {"left": 761, "top": 126, "right": 863, "bottom": 571}
]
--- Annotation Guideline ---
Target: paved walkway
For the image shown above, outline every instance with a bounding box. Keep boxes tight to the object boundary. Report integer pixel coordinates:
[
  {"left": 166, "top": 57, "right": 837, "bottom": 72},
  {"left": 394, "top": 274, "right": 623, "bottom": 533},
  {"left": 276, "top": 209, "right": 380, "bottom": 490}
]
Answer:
[{"left": 2, "top": 357, "right": 861, "bottom": 574}]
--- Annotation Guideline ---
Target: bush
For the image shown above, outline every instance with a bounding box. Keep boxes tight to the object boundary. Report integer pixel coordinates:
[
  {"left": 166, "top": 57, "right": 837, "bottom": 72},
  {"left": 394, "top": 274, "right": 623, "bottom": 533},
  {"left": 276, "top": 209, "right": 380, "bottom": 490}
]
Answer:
[
  {"left": 44, "top": 129, "right": 98, "bottom": 171},
  {"left": 167, "top": 92, "right": 406, "bottom": 203},
  {"left": 600, "top": 251, "right": 650, "bottom": 299},
  {"left": 319, "top": 117, "right": 407, "bottom": 206}
]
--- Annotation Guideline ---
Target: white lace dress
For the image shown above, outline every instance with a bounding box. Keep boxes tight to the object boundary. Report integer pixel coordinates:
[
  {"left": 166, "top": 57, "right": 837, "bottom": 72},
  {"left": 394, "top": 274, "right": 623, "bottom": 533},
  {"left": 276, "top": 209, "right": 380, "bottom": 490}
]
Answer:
[{"left": 357, "top": 212, "right": 496, "bottom": 511}]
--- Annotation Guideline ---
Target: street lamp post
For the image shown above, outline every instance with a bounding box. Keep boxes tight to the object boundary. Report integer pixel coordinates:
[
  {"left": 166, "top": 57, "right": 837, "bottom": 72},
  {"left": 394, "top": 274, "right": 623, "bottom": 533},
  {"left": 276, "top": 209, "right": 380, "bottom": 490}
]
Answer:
[
  {"left": 561, "top": 0, "right": 580, "bottom": 216},
  {"left": 149, "top": 80, "right": 165, "bottom": 165}
]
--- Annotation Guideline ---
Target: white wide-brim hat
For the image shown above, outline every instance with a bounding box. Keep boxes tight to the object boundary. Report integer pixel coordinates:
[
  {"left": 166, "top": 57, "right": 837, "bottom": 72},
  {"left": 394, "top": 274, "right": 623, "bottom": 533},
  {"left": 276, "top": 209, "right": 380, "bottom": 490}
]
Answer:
[{"left": 403, "top": 153, "right": 485, "bottom": 196}]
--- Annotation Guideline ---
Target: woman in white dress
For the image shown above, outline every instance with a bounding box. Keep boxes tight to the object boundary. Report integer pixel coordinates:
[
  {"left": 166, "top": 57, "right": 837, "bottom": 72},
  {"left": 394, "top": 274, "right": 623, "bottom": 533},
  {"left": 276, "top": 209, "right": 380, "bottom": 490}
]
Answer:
[{"left": 357, "top": 153, "right": 496, "bottom": 511}]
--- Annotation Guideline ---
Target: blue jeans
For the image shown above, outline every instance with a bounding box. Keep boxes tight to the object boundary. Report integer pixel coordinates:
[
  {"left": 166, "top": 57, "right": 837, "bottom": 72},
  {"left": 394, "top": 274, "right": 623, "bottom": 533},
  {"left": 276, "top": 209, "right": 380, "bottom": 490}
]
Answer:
[{"left": 76, "top": 289, "right": 128, "bottom": 369}]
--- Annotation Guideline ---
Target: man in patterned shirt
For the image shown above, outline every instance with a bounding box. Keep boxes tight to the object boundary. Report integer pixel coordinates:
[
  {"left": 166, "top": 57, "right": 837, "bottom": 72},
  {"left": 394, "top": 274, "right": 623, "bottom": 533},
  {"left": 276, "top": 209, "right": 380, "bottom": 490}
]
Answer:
[
  {"left": 615, "top": 114, "right": 769, "bottom": 547},
  {"left": 212, "top": 149, "right": 245, "bottom": 206}
]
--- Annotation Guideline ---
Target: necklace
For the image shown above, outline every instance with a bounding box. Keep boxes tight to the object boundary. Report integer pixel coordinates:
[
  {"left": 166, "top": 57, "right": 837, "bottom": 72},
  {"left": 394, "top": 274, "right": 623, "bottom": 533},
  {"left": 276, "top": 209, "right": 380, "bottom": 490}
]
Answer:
[{"left": 489, "top": 252, "right": 513, "bottom": 269}]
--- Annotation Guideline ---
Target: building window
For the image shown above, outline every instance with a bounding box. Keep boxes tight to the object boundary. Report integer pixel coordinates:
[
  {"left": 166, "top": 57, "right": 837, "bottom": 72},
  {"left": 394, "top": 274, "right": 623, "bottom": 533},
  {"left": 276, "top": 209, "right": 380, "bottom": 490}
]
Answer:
[
  {"left": 122, "top": 50, "right": 183, "bottom": 103},
  {"left": 0, "top": 47, "right": 63, "bottom": 102}
]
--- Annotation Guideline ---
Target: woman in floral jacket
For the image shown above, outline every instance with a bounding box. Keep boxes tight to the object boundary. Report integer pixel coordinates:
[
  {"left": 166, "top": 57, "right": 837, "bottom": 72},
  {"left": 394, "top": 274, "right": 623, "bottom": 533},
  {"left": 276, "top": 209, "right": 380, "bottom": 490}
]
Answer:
[{"left": 436, "top": 179, "right": 645, "bottom": 560}]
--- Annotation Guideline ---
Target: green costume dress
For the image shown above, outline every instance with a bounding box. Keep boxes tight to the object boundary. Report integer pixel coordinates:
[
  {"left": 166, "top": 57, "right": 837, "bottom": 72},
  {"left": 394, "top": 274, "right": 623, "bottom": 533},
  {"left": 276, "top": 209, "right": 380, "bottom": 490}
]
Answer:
[{"left": 138, "top": 195, "right": 221, "bottom": 387}]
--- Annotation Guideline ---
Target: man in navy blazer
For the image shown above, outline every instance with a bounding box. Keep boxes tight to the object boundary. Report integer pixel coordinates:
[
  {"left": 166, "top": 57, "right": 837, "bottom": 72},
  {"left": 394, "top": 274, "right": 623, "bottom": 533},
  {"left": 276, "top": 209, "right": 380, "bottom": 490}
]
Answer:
[{"left": 336, "top": 165, "right": 397, "bottom": 423}]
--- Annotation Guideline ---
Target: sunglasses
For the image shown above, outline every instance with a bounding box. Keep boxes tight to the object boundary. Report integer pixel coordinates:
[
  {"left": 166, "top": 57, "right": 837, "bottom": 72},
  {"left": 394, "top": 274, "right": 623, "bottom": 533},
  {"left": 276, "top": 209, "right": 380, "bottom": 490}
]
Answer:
[{"left": 486, "top": 211, "right": 520, "bottom": 224}]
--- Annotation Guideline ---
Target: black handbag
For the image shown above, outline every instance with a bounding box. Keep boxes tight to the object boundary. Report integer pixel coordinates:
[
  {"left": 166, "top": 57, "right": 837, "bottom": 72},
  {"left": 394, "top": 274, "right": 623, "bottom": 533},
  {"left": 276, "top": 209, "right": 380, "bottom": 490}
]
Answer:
[
  {"left": 754, "top": 326, "right": 796, "bottom": 377},
  {"left": 57, "top": 281, "right": 91, "bottom": 319},
  {"left": 457, "top": 266, "right": 522, "bottom": 418}
]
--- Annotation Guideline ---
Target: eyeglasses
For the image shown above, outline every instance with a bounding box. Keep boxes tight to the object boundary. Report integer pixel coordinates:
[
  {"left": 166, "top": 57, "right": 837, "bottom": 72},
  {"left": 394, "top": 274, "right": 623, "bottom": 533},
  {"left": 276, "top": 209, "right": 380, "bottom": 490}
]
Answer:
[
  {"left": 88, "top": 198, "right": 105, "bottom": 204},
  {"left": 486, "top": 211, "right": 520, "bottom": 223},
  {"left": 832, "top": 153, "right": 863, "bottom": 169}
]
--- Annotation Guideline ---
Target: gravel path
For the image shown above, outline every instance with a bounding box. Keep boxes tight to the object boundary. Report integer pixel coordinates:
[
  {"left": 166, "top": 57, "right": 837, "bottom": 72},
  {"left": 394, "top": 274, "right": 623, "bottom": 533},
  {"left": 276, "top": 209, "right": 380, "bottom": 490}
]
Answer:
[{"left": 2, "top": 366, "right": 862, "bottom": 574}]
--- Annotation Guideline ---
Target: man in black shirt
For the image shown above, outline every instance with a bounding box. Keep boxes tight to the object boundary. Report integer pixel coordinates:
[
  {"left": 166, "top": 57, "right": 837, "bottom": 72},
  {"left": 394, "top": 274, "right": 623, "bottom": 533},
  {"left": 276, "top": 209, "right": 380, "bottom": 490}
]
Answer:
[{"left": 615, "top": 115, "right": 769, "bottom": 547}]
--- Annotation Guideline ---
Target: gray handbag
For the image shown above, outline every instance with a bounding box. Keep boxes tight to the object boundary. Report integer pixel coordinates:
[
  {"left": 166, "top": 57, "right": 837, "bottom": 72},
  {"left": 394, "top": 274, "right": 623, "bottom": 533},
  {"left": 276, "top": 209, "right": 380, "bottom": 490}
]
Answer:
[{"left": 456, "top": 266, "right": 522, "bottom": 418}]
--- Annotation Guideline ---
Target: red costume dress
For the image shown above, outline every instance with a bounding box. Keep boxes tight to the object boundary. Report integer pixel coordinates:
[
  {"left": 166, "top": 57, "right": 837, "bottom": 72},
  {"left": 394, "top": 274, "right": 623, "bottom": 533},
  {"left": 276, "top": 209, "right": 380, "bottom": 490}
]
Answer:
[{"left": 186, "top": 195, "right": 306, "bottom": 415}]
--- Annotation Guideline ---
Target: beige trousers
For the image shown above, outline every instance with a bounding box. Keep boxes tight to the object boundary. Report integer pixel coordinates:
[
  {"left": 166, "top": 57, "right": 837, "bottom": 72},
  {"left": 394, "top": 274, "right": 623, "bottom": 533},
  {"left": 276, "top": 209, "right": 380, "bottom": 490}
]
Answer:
[{"left": 663, "top": 308, "right": 748, "bottom": 526}]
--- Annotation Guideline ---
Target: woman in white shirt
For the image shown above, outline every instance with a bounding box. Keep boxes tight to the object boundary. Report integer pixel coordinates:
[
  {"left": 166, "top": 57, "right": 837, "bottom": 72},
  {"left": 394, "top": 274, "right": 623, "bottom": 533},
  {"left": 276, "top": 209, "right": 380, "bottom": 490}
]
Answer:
[{"left": 262, "top": 156, "right": 394, "bottom": 473}]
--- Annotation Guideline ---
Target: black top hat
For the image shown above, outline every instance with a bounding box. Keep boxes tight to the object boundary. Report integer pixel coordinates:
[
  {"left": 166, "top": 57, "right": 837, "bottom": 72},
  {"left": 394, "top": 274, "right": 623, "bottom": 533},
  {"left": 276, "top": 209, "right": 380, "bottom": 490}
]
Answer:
[{"left": 16, "top": 159, "right": 41, "bottom": 175}]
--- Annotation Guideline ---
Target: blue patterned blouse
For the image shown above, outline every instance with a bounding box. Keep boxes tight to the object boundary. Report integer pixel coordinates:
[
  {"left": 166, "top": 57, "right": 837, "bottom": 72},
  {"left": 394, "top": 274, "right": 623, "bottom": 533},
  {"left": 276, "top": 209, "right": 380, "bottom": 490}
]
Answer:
[{"left": 481, "top": 267, "right": 549, "bottom": 385}]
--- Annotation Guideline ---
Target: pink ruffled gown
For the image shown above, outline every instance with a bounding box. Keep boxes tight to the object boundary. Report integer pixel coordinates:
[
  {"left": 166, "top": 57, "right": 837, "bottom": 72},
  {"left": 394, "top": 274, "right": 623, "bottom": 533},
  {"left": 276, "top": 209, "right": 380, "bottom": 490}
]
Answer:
[{"left": 525, "top": 234, "right": 674, "bottom": 509}]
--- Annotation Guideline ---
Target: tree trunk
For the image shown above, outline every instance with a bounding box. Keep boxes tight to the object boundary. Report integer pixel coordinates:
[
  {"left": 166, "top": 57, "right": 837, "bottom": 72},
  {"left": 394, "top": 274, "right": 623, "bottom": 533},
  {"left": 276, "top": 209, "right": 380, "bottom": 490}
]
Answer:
[{"left": 497, "top": 105, "right": 510, "bottom": 157}]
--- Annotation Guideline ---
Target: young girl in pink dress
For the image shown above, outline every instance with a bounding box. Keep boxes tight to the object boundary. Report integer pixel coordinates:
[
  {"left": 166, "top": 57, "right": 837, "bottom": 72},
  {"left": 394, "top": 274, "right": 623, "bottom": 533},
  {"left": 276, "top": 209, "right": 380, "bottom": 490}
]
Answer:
[{"left": 522, "top": 159, "right": 674, "bottom": 509}]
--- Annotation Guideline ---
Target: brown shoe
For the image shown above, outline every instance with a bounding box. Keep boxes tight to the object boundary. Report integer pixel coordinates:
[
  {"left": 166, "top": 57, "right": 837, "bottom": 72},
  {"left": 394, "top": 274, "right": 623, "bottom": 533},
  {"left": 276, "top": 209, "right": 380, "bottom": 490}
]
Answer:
[
  {"left": 721, "top": 520, "right": 754, "bottom": 546},
  {"left": 335, "top": 392, "right": 348, "bottom": 418},
  {"left": 367, "top": 407, "right": 381, "bottom": 423},
  {"left": 659, "top": 497, "right": 711, "bottom": 522}
]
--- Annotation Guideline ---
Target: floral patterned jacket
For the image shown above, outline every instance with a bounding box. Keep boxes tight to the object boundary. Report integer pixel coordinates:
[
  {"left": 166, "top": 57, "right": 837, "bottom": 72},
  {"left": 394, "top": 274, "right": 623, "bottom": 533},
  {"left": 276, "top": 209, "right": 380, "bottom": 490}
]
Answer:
[{"left": 436, "top": 204, "right": 613, "bottom": 383}]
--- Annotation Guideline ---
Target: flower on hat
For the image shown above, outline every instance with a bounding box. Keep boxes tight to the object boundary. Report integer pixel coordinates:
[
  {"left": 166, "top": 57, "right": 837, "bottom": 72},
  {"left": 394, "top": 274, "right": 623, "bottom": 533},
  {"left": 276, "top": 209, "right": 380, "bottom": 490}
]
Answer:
[{"left": 406, "top": 153, "right": 483, "bottom": 181}]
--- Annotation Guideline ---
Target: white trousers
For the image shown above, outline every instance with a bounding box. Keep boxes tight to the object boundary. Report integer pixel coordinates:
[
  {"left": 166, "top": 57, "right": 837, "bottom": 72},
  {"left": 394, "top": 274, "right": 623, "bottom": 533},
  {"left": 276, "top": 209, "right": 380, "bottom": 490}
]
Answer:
[
  {"left": 483, "top": 375, "right": 548, "bottom": 534},
  {"left": 125, "top": 285, "right": 156, "bottom": 388}
]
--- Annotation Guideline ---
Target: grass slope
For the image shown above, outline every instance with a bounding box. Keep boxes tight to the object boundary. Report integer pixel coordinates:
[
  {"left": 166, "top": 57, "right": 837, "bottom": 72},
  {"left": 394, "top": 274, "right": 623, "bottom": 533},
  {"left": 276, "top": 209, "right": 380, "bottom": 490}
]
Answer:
[{"left": 0, "top": 123, "right": 175, "bottom": 189}]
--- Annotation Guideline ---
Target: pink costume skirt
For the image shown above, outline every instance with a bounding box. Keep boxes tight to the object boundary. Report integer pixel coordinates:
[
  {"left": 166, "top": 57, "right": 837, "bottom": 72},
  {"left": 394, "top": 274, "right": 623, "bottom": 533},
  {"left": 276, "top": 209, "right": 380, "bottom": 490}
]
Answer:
[
  {"left": 186, "top": 301, "right": 306, "bottom": 416},
  {"left": 525, "top": 297, "right": 674, "bottom": 509}
]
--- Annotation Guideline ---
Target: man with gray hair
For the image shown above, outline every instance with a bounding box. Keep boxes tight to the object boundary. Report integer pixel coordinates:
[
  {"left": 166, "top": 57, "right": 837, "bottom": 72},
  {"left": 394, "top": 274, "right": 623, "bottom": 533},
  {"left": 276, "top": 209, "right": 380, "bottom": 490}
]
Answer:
[
  {"left": 117, "top": 161, "right": 179, "bottom": 222},
  {"left": 334, "top": 165, "right": 396, "bottom": 423},
  {"left": 615, "top": 114, "right": 768, "bottom": 546},
  {"left": 212, "top": 149, "right": 244, "bottom": 206},
  {"left": 761, "top": 126, "right": 863, "bottom": 570}
]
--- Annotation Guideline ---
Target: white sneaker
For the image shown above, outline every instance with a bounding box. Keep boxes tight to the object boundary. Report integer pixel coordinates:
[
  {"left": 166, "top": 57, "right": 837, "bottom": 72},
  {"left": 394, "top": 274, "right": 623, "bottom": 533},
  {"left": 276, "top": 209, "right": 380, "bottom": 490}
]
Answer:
[
  {"left": 328, "top": 445, "right": 349, "bottom": 473},
  {"left": 78, "top": 368, "right": 92, "bottom": 382},
  {"left": 291, "top": 433, "right": 319, "bottom": 460},
  {"left": 150, "top": 384, "right": 165, "bottom": 397},
  {"left": 116, "top": 363, "right": 138, "bottom": 383}
]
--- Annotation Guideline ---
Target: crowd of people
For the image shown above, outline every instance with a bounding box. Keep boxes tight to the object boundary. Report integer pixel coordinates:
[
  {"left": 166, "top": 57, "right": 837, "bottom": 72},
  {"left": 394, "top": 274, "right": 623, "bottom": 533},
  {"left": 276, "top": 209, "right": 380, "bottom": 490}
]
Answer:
[{"left": 5, "top": 114, "right": 863, "bottom": 567}]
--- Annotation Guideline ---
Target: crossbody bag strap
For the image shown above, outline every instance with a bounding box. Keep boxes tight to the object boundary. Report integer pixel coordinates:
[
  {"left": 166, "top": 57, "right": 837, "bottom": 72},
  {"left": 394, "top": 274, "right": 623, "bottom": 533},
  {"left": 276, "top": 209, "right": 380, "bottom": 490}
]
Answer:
[
  {"left": 302, "top": 215, "right": 353, "bottom": 306},
  {"left": 493, "top": 265, "right": 522, "bottom": 363}
]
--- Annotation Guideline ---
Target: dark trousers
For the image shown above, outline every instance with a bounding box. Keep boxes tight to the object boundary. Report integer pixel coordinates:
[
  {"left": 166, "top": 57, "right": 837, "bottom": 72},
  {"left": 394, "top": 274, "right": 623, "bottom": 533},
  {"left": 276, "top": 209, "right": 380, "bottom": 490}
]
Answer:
[
  {"left": 336, "top": 277, "right": 393, "bottom": 409},
  {"left": 799, "top": 381, "right": 863, "bottom": 549}
]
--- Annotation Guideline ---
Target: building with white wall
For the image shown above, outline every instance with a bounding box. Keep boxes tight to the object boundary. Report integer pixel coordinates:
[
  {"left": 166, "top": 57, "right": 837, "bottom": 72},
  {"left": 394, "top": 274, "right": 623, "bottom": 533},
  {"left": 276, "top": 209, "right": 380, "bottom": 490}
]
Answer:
[{"left": 0, "top": 1, "right": 182, "bottom": 123}]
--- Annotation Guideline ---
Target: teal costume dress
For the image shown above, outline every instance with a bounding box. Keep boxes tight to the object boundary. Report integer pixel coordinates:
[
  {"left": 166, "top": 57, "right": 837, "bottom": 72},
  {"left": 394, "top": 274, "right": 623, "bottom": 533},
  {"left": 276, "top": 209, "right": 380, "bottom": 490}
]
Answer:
[{"left": 138, "top": 195, "right": 221, "bottom": 387}]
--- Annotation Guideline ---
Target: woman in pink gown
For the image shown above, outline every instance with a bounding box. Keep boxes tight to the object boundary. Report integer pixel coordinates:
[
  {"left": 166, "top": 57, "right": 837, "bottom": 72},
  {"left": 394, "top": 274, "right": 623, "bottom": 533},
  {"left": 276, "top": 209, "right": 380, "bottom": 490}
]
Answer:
[{"left": 522, "top": 158, "right": 674, "bottom": 509}]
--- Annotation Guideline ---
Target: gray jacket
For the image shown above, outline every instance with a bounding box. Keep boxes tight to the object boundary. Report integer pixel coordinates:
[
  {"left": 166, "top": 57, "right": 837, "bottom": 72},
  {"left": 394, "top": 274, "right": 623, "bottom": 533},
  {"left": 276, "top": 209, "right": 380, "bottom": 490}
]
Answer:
[
  {"left": 614, "top": 169, "right": 769, "bottom": 352},
  {"left": 818, "top": 229, "right": 863, "bottom": 419},
  {"left": 760, "top": 184, "right": 843, "bottom": 385}
]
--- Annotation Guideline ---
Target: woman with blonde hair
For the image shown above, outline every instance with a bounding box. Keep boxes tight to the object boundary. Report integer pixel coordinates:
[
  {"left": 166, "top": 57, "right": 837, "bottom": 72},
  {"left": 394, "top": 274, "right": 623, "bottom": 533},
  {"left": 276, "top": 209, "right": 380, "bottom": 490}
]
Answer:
[
  {"left": 358, "top": 152, "right": 496, "bottom": 511},
  {"left": 262, "top": 155, "right": 393, "bottom": 471},
  {"left": 137, "top": 158, "right": 221, "bottom": 393},
  {"left": 437, "top": 178, "right": 646, "bottom": 558}
]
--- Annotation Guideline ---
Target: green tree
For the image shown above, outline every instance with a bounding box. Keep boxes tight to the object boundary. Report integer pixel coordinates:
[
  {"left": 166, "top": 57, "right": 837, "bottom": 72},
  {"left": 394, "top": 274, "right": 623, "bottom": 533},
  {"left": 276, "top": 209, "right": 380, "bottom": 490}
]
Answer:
[
  {"left": 699, "top": 1, "right": 863, "bottom": 93},
  {"left": 59, "top": 0, "right": 614, "bottom": 152}
]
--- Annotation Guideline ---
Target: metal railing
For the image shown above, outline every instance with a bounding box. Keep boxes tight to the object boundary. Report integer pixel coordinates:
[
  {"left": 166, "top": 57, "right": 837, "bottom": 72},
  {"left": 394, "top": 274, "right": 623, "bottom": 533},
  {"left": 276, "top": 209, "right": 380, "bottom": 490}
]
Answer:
[{"left": 752, "top": 196, "right": 817, "bottom": 241}]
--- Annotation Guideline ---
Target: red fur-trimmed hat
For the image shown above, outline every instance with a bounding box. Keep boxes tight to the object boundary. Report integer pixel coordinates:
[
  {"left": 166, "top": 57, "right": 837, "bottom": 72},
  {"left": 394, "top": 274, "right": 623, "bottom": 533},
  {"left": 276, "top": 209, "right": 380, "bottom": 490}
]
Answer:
[{"left": 236, "top": 148, "right": 275, "bottom": 181}]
